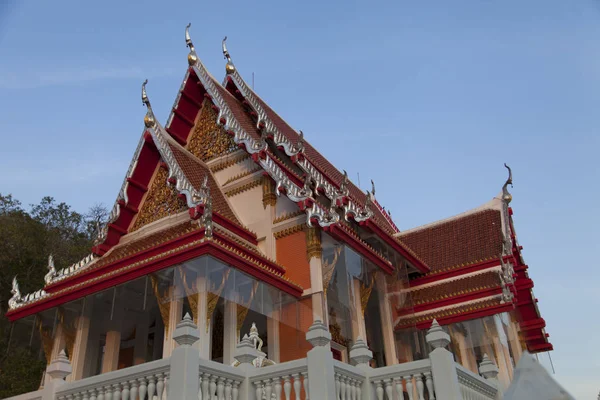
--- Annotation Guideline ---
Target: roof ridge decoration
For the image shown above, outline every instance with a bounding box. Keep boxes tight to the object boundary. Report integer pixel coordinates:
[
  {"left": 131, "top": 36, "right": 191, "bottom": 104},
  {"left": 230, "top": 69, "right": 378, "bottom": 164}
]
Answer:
[
  {"left": 184, "top": 25, "right": 337, "bottom": 227},
  {"left": 219, "top": 36, "right": 374, "bottom": 226},
  {"left": 9, "top": 276, "right": 48, "bottom": 311},
  {"left": 143, "top": 79, "right": 206, "bottom": 209}
]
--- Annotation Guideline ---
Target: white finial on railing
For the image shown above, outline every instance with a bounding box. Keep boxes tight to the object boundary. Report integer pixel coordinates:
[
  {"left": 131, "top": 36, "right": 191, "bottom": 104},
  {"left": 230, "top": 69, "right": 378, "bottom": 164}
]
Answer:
[
  {"left": 426, "top": 319, "right": 451, "bottom": 350},
  {"left": 349, "top": 337, "right": 373, "bottom": 368},
  {"left": 478, "top": 354, "right": 499, "bottom": 380},
  {"left": 234, "top": 334, "right": 259, "bottom": 365},
  {"left": 306, "top": 320, "right": 332, "bottom": 347},
  {"left": 46, "top": 349, "right": 72, "bottom": 381},
  {"left": 172, "top": 313, "right": 200, "bottom": 347}
]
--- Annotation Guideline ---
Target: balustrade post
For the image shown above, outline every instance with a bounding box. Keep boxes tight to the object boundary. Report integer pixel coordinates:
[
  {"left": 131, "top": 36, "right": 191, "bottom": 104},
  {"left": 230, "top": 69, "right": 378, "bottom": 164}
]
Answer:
[
  {"left": 349, "top": 337, "right": 373, "bottom": 400},
  {"left": 426, "top": 319, "right": 462, "bottom": 400},
  {"left": 305, "top": 320, "right": 337, "bottom": 399},
  {"left": 168, "top": 313, "right": 201, "bottom": 400},
  {"left": 479, "top": 354, "right": 503, "bottom": 400},
  {"left": 42, "top": 349, "right": 72, "bottom": 400}
]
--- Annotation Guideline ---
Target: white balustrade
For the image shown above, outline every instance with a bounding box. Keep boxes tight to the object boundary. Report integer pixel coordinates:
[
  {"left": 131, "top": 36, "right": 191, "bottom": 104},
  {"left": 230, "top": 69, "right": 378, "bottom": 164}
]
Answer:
[
  {"left": 249, "top": 358, "right": 308, "bottom": 400},
  {"left": 333, "top": 361, "right": 366, "bottom": 400},
  {"left": 456, "top": 365, "right": 498, "bottom": 400},
  {"left": 197, "top": 361, "right": 244, "bottom": 400},
  {"left": 55, "top": 358, "right": 169, "bottom": 400}
]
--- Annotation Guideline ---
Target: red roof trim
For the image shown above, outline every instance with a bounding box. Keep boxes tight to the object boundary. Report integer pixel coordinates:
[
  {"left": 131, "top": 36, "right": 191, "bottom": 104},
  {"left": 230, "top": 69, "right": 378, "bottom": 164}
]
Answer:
[
  {"left": 398, "top": 286, "right": 503, "bottom": 315},
  {"left": 395, "top": 302, "right": 513, "bottom": 331},
  {"left": 362, "top": 220, "right": 429, "bottom": 273},
  {"left": 323, "top": 224, "right": 394, "bottom": 274},
  {"left": 409, "top": 257, "right": 509, "bottom": 287}
]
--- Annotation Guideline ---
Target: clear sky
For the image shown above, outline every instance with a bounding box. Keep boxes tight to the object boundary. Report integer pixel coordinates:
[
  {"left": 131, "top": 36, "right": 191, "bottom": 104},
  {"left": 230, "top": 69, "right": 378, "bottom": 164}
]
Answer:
[{"left": 1, "top": 0, "right": 599, "bottom": 397}]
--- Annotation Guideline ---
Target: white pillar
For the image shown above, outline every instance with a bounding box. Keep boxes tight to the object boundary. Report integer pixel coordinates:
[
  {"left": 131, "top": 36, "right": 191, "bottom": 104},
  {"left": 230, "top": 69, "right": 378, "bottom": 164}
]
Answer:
[
  {"left": 267, "top": 312, "right": 280, "bottom": 362},
  {"left": 195, "top": 275, "right": 211, "bottom": 359},
  {"left": 168, "top": 314, "right": 201, "bottom": 400},
  {"left": 162, "top": 291, "right": 183, "bottom": 358},
  {"left": 223, "top": 300, "right": 237, "bottom": 364},
  {"left": 305, "top": 321, "right": 337, "bottom": 400},
  {"left": 426, "top": 320, "right": 463, "bottom": 400},
  {"left": 309, "top": 257, "right": 329, "bottom": 324},
  {"left": 309, "top": 257, "right": 326, "bottom": 323},
  {"left": 376, "top": 273, "right": 398, "bottom": 365}
]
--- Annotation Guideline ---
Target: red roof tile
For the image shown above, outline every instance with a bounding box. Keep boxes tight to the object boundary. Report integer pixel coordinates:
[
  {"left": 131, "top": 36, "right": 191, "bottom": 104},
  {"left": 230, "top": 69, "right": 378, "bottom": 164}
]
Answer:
[{"left": 398, "top": 209, "right": 504, "bottom": 273}]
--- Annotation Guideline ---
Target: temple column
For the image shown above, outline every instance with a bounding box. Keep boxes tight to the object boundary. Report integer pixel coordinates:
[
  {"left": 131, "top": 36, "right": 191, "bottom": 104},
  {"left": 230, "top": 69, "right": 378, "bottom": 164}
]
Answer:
[
  {"left": 195, "top": 275, "right": 211, "bottom": 359},
  {"left": 133, "top": 312, "right": 150, "bottom": 365},
  {"left": 70, "top": 298, "right": 94, "bottom": 381},
  {"left": 306, "top": 227, "right": 325, "bottom": 323},
  {"left": 222, "top": 300, "right": 237, "bottom": 364},
  {"left": 351, "top": 279, "right": 367, "bottom": 341},
  {"left": 376, "top": 274, "right": 398, "bottom": 365},
  {"left": 491, "top": 334, "right": 512, "bottom": 388},
  {"left": 101, "top": 294, "right": 124, "bottom": 373},
  {"left": 267, "top": 309, "right": 280, "bottom": 362},
  {"left": 507, "top": 319, "right": 523, "bottom": 364},
  {"left": 162, "top": 293, "right": 183, "bottom": 358},
  {"left": 454, "top": 330, "right": 477, "bottom": 373}
]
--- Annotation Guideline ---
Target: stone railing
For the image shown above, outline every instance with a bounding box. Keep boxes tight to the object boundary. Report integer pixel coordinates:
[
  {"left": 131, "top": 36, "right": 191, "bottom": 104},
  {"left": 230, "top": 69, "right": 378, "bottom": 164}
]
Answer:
[
  {"left": 55, "top": 358, "right": 170, "bottom": 400},
  {"left": 4, "top": 316, "right": 502, "bottom": 400},
  {"left": 248, "top": 358, "right": 309, "bottom": 400},
  {"left": 197, "top": 358, "right": 245, "bottom": 400},
  {"left": 368, "top": 359, "right": 434, "bottom": 400},
  {"left": 333, "top": 360, "right": 367, "bottom": 400}
]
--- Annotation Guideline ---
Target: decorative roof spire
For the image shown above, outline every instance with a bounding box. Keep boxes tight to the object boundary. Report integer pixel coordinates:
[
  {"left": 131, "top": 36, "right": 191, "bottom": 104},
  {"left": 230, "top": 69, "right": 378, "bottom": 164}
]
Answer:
[
  {"left": 502, "top": 163, "right": 513, "bottom": 204},
  {"left": 371, "top": 179, "right": 376, "bottom": 198},
  {"left": 142, "top": 79, "right": 156, "bottom": 128},
  {"left": 185, "top": 23, "right": 198, "bottom": 66},
  {"left": 222, "top": 36, "right": 236, "bottom": 74},
  {"left": 44, "top": 255, "right": 57, "bottom": 285}
]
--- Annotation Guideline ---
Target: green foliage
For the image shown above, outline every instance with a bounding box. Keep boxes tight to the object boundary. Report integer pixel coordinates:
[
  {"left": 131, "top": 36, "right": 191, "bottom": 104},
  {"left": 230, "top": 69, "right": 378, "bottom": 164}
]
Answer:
[{"left": 0, "top": 194, "right": 107, "bottom": 397}]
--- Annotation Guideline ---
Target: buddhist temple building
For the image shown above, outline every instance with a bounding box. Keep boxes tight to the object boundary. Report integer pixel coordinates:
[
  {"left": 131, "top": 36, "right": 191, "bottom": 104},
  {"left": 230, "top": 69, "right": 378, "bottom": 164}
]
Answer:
[{"left": 4, "top": 24, "right": 552, "bottom": 397}]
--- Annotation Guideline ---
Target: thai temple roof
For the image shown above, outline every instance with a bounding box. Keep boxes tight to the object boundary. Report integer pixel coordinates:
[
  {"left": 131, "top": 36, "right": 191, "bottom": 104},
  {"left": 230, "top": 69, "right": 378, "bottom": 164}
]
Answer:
[{"left": 5, "top": 24, "right": 551, "bottom": 355}]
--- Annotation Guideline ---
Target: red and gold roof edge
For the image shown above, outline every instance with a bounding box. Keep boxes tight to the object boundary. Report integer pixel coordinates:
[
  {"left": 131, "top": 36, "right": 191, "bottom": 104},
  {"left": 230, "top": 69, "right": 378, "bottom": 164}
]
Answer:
[
  {"left": 7, "top": 225, "right": 303, "bottom": 322},
  {"left": 395, "top": 297, "right": 512, "bottom": 331}
]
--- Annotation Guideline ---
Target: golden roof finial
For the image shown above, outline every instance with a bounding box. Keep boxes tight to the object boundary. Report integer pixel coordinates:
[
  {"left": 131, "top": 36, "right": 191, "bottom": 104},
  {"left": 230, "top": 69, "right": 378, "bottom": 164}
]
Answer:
[
  {"left": 222, "top": 36, "right": 236, "bottom": 74},
  {"left": 185, "top": 23, "right": 198, "bottom": 66},
  {"left": 142, "top": 79, "right": 156, "bottom": 128},
  {"left": 502, "top": 163, "right": 513, "bottom": 204}
]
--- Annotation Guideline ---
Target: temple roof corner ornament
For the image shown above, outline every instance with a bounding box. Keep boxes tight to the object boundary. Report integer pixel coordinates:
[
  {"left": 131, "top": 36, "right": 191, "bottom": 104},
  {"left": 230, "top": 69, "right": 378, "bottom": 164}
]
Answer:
[
  {"left": 371, "top": 179, "right": 376, "bottom": 198},
  {"left": 142, "top": 79, "right": 156, "bottom": 128},
  {"left": 222, "top": 36, "right": 236, "bottom": 74},
  {"left": 185, "top": 23, "right": 198, "bottom": 66},
  {"left": 44, "top": 255, "right": 57, "bottom": 285},
  {"left": 8, "top": 276, "right": 22, "bottom": 310},
  {"left": 502, "top": 163, "right": 513, "bottom": 204}
]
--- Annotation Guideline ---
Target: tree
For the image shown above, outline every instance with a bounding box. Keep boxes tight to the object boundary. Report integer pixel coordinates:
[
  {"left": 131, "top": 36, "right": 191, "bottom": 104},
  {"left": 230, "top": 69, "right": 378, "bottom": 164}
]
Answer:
[{"left": 0, "top": 194, "right": 108, "bottom": 397}]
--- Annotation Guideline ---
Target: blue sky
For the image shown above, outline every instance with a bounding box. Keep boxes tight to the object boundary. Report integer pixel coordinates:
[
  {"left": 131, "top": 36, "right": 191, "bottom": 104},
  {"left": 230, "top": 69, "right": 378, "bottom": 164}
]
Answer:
[{"left": 1, "top": 0, "right": 599, "bottom": 397}]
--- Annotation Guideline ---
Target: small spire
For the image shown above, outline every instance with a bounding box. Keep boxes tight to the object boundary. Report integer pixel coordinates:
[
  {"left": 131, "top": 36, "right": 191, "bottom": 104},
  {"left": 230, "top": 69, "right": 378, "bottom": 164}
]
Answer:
[
  {"left": 371, "top": 179, "right": 376, "bottom": 197},
  {"left": 222, "top": 36, "right": 236, "bottom": 74},
  {"left": 502, "top": 163, "right": 513, "bottom": 204},
  {"left": 142, "top": 80, "right": 155, "bottom": 128},
  {"left": 185, "top": 23, "right": 198, "bottom": 66}
]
